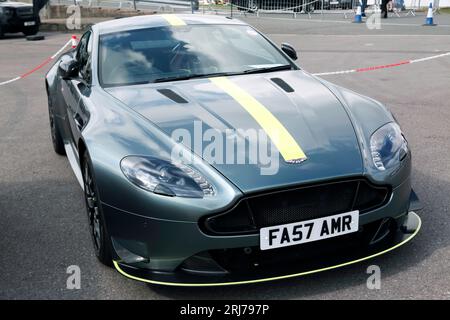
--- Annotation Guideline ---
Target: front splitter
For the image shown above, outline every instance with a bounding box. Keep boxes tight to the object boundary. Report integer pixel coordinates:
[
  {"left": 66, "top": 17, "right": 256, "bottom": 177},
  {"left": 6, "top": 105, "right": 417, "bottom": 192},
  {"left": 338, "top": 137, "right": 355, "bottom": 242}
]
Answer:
[{"left": 113, "top": 211, "right": 421, "bottom": 287}]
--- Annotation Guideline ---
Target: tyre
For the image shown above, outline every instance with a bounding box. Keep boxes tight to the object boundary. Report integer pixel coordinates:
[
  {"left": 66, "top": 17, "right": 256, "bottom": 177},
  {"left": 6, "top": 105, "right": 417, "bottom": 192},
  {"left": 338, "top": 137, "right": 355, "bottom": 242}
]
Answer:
[
  {"left": 23, "top": 26, "right": 39, "bottom": 36},
  {"left": 48, "top": 95, "right": 66, "bottom": 156},
  {"left": 26, "top": 35, "right": 45, "bottom": 41},
  {"left": 82, "top": 151, "right": 114, "bottom": 267},
  {"left": 0, "top": 26, "right": 4, "bottom": 39}
]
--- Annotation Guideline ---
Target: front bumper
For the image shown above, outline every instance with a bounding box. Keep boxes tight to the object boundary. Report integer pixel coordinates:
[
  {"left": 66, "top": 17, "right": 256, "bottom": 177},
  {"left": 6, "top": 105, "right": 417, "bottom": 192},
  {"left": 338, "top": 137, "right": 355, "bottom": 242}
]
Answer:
[
  {"left": 1, "top": 17, "right": 39, "bottom": 33},
  {"left": 112, "top": 211, "right": 421, "bottom": 286},
  {"left": 103, "top": 176, "right": 420, "bottom": 286},
  {"left": 104, "top": 176, "right": 412, "bottom": 269}
]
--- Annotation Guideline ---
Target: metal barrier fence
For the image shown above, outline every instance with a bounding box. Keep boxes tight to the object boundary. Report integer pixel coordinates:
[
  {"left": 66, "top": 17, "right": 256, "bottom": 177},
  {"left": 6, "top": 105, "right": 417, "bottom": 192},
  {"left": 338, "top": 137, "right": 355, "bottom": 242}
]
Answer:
[
  {"left": 48, "top": 0, "right": 442, "bottom": 18},
  {"left": 199, "top": 0, "right": 360, "bottom": 19},
  {"left": 203, "top": 0, "right": 441, "bottom": 19},
  {"left": 208, "top": 0, "right": 361, "bottom": 19},
  {"left": 51, "top": 0, "right": 198, "bottom": 11},
  {"left": 229, "top": 0, "right": 356, "bottom": 13}
]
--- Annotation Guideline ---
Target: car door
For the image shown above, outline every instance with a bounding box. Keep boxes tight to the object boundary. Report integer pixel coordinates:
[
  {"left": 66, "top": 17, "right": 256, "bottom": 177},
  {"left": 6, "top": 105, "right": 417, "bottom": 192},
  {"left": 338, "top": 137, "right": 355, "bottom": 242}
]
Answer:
[{"left": 61, "top": 30, "right": 92, "bottom": 149}]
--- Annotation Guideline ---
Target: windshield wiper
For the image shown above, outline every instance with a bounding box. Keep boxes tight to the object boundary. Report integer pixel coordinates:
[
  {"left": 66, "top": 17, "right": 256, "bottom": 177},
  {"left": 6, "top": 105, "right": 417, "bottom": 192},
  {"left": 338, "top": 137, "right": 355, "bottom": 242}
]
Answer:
[
  {"left": 153, "top": 72, "right": 231, "bottom": 83},
  {"left": 103, "top": 80, "right": 150, "bottom": 88},
  {"left": 152, "top": 66, "right": 293, "bottom": 83},
  {"left": 243, "top": 64, "right": 293, "bottom": 75}
]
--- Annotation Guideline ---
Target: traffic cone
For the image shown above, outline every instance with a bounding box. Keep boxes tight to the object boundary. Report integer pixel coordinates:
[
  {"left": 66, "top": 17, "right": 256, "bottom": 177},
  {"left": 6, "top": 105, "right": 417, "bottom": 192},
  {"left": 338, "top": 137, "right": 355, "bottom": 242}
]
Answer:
[
  {"left": 424, "top": 2, "right": 437, "bottom": 26},
  {"left": 71, "top": 35, "right": 78, "bottom": 49},
  {"left": 354, "top": 3, "right": 363, "bottom": 23}
]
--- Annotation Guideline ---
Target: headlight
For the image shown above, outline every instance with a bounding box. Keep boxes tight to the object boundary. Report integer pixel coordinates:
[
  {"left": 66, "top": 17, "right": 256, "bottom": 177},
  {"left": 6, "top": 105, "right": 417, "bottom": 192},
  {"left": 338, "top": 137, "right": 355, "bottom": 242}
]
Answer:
[
  {"left": 370, "top": 122, "right": 408, "bottom": 171},
  {"left": 0, "top": 7, "right": 14, "bottom": 16},
  {"left": 120, "top": 156, "right": 215, "bottom": 198}
]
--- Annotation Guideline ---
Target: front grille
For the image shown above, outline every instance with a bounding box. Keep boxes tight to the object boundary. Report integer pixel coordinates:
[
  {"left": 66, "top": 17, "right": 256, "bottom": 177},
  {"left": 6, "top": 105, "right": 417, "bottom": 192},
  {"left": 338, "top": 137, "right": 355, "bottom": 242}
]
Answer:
[
  {"left": 202, "top": 179, "right": 390, "bottom": 235},
  {"left": 16, "top": 7, "right": 34, "bottom": 19},
  {"left": 250, "top": 180, "right": 358, "bottom": 228}
]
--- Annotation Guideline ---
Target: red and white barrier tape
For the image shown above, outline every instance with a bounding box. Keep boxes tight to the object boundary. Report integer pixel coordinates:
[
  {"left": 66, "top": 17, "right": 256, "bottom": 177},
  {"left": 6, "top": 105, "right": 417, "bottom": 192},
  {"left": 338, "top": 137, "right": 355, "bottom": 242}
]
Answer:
[
  {"left": 1, "top": 39, "right": 449, "bottom": 86},
  {"left": 0, "top": 38, "right": 73, "bottom": 87},
  {"left": 312, "top": 52, "right": 450, "bottom": 76}
]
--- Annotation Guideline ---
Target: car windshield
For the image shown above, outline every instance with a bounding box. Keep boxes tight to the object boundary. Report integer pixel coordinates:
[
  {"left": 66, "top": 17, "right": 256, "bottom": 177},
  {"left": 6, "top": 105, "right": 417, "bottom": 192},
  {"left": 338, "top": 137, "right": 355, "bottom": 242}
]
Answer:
[{"left": 98, "top": 24, "right": 294, "bottom": 87}]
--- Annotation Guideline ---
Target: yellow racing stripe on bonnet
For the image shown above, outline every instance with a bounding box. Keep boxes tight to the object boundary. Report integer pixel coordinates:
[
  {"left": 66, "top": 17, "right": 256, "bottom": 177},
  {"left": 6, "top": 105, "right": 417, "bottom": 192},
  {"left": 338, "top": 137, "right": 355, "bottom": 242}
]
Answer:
[
  {"left": 210, "top": 77, "right": 307, "bottom": 163},
  {"left": 161, "top": 14, "right": 186, "bottom": 26}
]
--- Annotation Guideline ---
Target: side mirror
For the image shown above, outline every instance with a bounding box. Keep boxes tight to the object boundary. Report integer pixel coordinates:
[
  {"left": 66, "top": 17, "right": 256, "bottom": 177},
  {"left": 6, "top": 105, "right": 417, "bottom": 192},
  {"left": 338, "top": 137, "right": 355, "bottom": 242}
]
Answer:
[
  {"left": 59, "top": 57, "right": 79, "bottom": 80},
  {"left": 281, "top": 43, "right": 298, "bottom": 61}
]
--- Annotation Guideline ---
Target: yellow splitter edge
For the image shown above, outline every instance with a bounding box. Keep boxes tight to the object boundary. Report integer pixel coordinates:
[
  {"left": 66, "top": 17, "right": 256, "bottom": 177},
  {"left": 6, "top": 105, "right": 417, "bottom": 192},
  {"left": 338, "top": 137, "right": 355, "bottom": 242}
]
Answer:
[{"left": 113, "top": 212, "right": 421, "bottom": 287}]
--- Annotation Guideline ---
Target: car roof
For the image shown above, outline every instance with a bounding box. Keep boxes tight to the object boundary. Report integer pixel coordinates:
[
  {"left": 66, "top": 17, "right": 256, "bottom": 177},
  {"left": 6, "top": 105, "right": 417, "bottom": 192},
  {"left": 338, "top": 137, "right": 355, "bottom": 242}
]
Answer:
[{"left": 94, "top": 14, "right": 247, "bottom": 35}]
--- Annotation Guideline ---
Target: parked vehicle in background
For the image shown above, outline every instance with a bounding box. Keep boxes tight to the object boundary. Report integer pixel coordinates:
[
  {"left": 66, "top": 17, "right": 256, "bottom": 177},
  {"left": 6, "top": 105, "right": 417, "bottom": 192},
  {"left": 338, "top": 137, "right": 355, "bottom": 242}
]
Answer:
[{"left": 0, "top": 0, "right": 40, "bottom": 38}]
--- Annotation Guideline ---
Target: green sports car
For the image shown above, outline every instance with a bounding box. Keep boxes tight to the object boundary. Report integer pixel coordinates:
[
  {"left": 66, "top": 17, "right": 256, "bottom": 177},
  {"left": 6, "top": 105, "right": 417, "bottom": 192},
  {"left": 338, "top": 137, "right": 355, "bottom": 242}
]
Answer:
[{"left": 45, "top": 14, "right": 421, "bottom": 286}]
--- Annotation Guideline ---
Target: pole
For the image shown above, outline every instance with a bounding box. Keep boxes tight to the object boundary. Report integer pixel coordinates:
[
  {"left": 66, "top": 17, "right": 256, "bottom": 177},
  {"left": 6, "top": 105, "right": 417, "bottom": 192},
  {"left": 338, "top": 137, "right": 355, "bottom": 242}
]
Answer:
[
  {"left": 321, "top": 0, "right": 324, "bottom": 20},
  {"left": 231, "top": 0, "right": 233, "bottom": 18}
]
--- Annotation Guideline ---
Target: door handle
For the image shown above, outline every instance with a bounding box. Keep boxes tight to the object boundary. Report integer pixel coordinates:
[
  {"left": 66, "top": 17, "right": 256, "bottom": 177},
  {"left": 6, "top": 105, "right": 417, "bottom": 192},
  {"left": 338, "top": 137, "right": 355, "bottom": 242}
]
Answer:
[{"left": 74, "top": 114, "right": 84, "bottom": 130}]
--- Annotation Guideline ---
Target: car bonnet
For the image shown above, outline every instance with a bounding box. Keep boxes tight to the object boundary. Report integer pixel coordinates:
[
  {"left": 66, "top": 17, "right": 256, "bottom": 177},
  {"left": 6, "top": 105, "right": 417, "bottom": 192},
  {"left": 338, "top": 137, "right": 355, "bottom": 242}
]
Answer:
[{"left": 105, "top": 70, "right": 363, "bottom": 193}]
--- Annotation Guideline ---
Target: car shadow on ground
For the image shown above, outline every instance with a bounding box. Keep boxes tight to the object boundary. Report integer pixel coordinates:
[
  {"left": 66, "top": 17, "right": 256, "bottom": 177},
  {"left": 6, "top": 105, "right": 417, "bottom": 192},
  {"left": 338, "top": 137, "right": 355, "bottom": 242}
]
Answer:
[
  {"left": 0, "top": 34, "right": 28, "bottom": 40},
  {"left": 148, "top": 168, "right": 448, "bottom": 299}
]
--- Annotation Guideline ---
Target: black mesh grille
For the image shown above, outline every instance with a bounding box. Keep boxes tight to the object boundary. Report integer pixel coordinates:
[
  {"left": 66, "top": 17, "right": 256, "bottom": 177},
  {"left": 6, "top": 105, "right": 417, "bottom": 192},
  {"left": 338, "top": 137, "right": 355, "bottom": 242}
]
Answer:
[
  {"left": 16, "top": 7, "right": 34, "bottom": 19},
  {"left": 205, "top": 202, "right": 257, "bottom": 234},
  {"left": 249, "top": 181, "right": 358, "bottom": 228},
  {"left": 202, "top": 179, "right": 389, "bottom": 235}
]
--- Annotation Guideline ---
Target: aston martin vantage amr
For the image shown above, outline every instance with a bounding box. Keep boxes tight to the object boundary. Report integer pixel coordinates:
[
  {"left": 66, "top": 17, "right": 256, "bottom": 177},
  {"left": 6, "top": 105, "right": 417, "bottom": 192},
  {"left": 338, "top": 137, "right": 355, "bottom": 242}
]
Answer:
[{"left": 45, "top": 14, "right": 421, "bottom": 286}]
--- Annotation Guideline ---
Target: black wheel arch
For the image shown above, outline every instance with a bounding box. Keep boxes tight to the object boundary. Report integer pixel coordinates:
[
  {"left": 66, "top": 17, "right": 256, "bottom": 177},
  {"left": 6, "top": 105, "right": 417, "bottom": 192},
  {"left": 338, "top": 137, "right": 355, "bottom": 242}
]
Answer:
[
  {"left": 80, "top": 143, "right": 116, "bottom": 266},
  {"left": 78, "top": 138, "right": 87, "bottom": 169}
]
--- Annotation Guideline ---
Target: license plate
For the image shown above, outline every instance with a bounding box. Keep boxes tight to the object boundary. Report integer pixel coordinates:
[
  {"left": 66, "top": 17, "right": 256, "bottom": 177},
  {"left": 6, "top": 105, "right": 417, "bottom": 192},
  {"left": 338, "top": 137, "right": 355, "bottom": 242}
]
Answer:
[
  {"left": 260, "top": 211, "right": 359, "bottom": 250},
  {"left": 24, "top": 21, "right": 36, "bottom": 26}
]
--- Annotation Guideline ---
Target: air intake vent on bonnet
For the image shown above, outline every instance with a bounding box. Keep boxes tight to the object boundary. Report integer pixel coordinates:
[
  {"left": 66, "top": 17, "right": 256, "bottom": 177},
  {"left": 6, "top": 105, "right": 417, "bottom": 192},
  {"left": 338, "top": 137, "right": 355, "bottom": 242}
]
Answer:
[
  {"left": 271, "top": 78, "right": 295, "bottom": 93},
  {"left": 157, "top": 89, "right": 188, "bottom": 104}
]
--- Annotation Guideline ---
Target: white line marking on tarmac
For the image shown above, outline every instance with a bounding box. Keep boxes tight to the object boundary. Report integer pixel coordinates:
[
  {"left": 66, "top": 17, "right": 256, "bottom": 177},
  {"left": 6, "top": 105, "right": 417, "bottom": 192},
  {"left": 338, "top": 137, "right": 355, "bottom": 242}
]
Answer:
[
  {"left": 268, "top": 34, "right": 450, "bottom": 37},
  {"left": 242, "top": 15, "right": 450, "bottom": 27},
  {"left": 0, "top": 77, "right": 21, "bottom": 86}
]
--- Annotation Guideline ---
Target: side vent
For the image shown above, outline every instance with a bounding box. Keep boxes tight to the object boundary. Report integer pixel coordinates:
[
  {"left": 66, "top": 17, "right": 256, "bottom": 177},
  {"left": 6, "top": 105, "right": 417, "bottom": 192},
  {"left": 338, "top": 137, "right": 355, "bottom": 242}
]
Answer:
[
  {"left": 270, "top": 78, "right": 295, "bottom": 93},
  {"left": 157, "top": 89, "right": 188, "bottom": 104}
]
